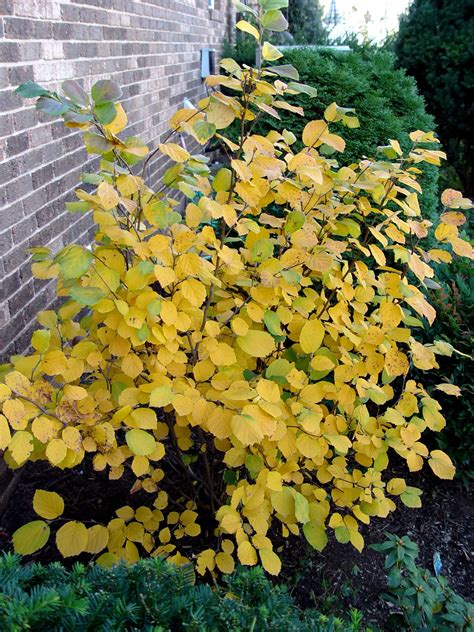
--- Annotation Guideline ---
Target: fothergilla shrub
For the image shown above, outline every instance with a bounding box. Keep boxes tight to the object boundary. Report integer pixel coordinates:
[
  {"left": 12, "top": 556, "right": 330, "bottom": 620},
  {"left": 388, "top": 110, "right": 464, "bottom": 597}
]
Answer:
[{"left": 1, "top": 0, "right": 473, "bottom": 576}]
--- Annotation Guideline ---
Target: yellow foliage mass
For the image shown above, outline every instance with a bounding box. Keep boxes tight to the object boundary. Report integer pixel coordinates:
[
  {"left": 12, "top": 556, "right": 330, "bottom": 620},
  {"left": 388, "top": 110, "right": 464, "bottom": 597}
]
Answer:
[{"left": 3, "top": 7, "right": 473, "bottom": 576}]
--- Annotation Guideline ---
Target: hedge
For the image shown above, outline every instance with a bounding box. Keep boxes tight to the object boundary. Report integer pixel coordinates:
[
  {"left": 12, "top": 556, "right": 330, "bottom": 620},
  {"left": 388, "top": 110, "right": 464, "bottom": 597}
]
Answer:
[
  {"left": 0, "top": 553, "right": 367, "bottom": 631},
  {"left": 225, "top": 46, "right": 439, "bottom": 218}
]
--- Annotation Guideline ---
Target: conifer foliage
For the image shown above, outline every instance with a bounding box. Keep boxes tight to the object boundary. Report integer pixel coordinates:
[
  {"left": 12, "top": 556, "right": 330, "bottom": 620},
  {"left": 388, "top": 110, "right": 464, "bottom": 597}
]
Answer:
[{"left": 2, "top": 0, "right": 473, "bottom": 576}]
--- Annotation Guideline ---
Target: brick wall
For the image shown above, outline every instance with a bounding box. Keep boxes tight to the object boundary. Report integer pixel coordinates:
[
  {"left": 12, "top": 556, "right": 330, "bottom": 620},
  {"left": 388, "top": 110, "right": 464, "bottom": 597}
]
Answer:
[{"left": 0, "top": 0, "right": 233, "bottom": 360}]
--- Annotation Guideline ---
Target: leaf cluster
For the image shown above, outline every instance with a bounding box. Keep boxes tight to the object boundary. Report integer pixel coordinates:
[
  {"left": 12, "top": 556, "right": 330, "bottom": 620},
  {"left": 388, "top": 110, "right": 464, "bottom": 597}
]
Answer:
[
  {"left": 372, "top": 533, "right": 473, "bottom": 630},
  {"left": 223, "top": 45, "right": 439, "bottom": 218}
]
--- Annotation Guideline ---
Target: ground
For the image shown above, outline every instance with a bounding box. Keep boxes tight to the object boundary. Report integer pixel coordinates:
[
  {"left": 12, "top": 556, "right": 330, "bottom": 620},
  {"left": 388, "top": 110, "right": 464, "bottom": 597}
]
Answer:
[{"left": 0, "top": 461, "right": 472, "bottom": 629}]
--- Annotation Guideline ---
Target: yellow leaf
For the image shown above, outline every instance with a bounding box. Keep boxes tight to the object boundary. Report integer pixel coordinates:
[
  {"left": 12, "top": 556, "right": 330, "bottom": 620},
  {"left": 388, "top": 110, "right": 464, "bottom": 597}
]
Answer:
[
  {"left": 386, "top": 478, "right": 406, "bottom": 495},
  {"left": 369, "top": 243, "right": 386, "bottom": 266},
  {"left": 13, "top": 521, "right": 50, "bottom": 555},
  {"left": 62, "top": 426, "right": 83, "bottom": 451},
  {"left": 237, "top": 541, "right": 258, "bottom": 565},
  {"left": 9, "top": 430, "right": 34, "bottom": 465},
  {"left": 231, "top": 414, "right": 264, "bottom": 446},
  {"left": 150, "top": 386, "right": 174, "bottom": 408},
  {"left": 256, "top": 379, "right": 280, "bottom": 403},
  {"left": 236, "top": 19, "right": 260, "bottom": 41},
  {"left": 385, "top": 347, "right": 409, "bottom": 377},
  {"left": 302, "top": 120, "right": 327, "bottom": 147},
  {"left": 46, "top": 438, "right": 68, "bottom": 466},
  {"left": 159, "top": 142, "right": 190, "bottom": 163},
  {"left": 266, "top": 471, "right": 282, "bottom": 491},
  {"left": 3, "top": 399, "right": 27, "bottom": 429},
  {"left": 410, "top": 341, "right": 438, "bottom": 370},
  {"left": 64, "top": 385, "right": 88, "bottom": 400},
  {"left": 0, "top": 414, "right": 12, "bottom": 450},
  {"left": 131, "top": 455, "right": 149, "bottom": 477},
  {"left": 210, "top": 342, "right": 237, "bottom": 367},
  {"left": 259, "top": 549, "right": 281, "bottom": 575},
  {"left": 262, "top": 41, "right": 283, "bottom": 61},
  {"left": 5, "top": 371, "right": 30, "bottom": 395},
  {"left": 181, "top": 278, "right": 207, "bottom": 307},
  {"left": 130, "top": 408, "right": 157, "bottom": 429},
  {"left": 324, "top": 434, "right": 351, "bottom": 455},
  {"left": 379, "top": 302, "right": 403, "bottom": 329},
  {"left": 428, "top": 450, "right": 455, "bottom": 480},
  {"left": 237, "top": 330, "right": 275, "bottom": 358},
  {"left": 122, "top": 354, "right": 143, "bottom": 379},
  {"left": 299, "top": 318, "right": 325, "bottom": 354},
  {"left": 435, "top": 383, "right": 461, "bottom": 397},
  {"left": 56, "top": 521, "right": 88, "bottom": 557},
  {"left": 215, "top": 551, "right": 235, "bottom": 574},
  {"left": 323, "top": 133, "right": 345, "bottom": 153},
  {"left": 33, "top": 490, "right": 64, "bottom": 520},
  {"left": 97, "top": 181, "right": 119, "bottom": 210},
  {"left": 104, "top": 103, "right": 128, "bottom": 135},
  {"left": 85, "top": 525, "right": 109, "bottom": 554}
]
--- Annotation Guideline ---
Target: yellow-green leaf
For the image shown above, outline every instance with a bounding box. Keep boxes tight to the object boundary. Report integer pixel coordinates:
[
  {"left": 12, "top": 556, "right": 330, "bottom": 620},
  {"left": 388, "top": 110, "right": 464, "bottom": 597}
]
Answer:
[
  {"left": 428, "top": 450, "right": 455, "bottom": 480},
  {"left": 303, "top": 522, "right": 328, "bottom": 551},
  {"left": 236, "top": 19, "right": 260, "bottom": 40},
  {"left": 237, "top": 330, "right": 275, "bottom": 357},
  {"left": 262, "top": 41, "right": 283, "bottom": 61},
  {"left": 126, "top": 429, "right": 156, "bottom": 456},
  {"left": 33, "top": 490, "right": 64, "bottom": 520},
  {"left": 300, "top": 318, "right": 325, "bottom": 354},
  {"left": 13, "top": 521, "right": 50, "bottom": 555},
  {"left": 259, "top": 548, "right": 281, "bottom": 575},
  {"left": 56, "top": 521, "right": 88, "bottom": 557}
]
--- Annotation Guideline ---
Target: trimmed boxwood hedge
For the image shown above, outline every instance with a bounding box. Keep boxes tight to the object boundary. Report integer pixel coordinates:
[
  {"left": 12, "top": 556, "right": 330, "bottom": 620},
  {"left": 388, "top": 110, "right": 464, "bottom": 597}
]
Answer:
[{"left": 0, "top": 553, "right": 368, "bottom": 631}]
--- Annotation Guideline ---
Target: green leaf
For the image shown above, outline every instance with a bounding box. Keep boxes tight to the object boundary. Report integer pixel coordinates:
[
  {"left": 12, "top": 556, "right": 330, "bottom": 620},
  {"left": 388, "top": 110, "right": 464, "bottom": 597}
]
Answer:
[
  {"left": 147, "top": 300, "right": 162, "bottom": 316},
  {"left": 81, "top": 173, "right": 103, "bottom": 185},
  {"left": 94, "top": 102, "right": 117, "bottom": 125},
  {"left": 137, "top": 324, "right": 150, "bottom": 342},
  {"left": 303, "top": 522, "right": 328, "bottom": 551},
  {"left": 264, "top": 310, "right": 284, "bottom": 336},
  {"left": 234, "top": 0, "right": 257, "bottom": 16},
  {"left": 291, "top": 489, "right": 309, "bottom": 524},
  {"left": 193, "top": 120, "right": 217, "bottom": 143},
  {"left": 120, "top": 136, "right": 149, "bottom": 165},
  {"left": 28, "top": 247, "right": 51, "bottom": 262},
  {"left": 63, "top": 111, "right": 93, "bottom": 125},
  {"left": 36, "top": 97, "right": 69, "bottom": 116},
  {"left": 267, "top": 64, "right": 299, "bottom": 80},
  {"left": 31, "top": 330, "right": 51, "bottom": 353},
  {"left": 61, "top": 79, "right": 89, "bottom": 106},
  {"left": 400, "top": 486, "right": 423, "bottom": 508},
  {"left": 335, "top": 526, "right": 350, "bottom": 544},
  {"left": 262, "top": 9, "right": 288, "bottom": 32},
  {"left": 15, "top": 80, "right": 50, "bottom": 99},
  {"left": 69, "top": 286, "right": 106, "bottom": 306},
  {"left": 285, "top": 210, "right": 305, "bottom": 234},
  {"left": 287, "top": 82, "right": 318, "bottom": 98},
  {"left": 91, "top": 79, "right": 122, "bottom": 104},
  {"left": 65, "top": 201, "right": 91, "bottom": 213},
  {"left": 13, "top": 520, "right": 50, "bottom": 555},
  {"left": 260, "top": 0, "right": 288, "bottom": 9},
  {"left": 55, "top": 245, "right": 92, "bottom": 279},
  {"left": 84, "top": 132, "right": 114, "bottom": 155}
]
